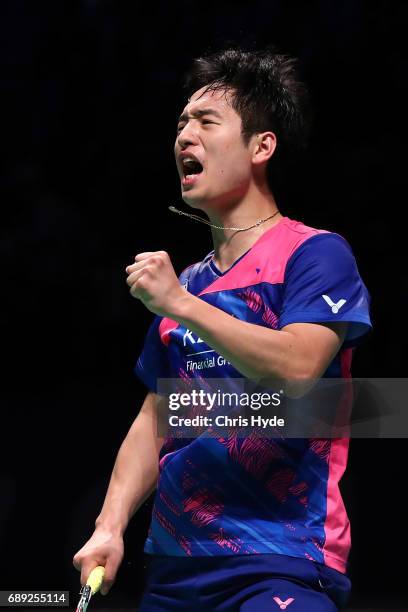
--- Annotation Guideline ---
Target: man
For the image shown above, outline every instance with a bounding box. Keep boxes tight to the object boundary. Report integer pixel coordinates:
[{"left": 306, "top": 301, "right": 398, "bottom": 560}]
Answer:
[{"left": 73, "top": 48, "right": 371, "bottom": 610}]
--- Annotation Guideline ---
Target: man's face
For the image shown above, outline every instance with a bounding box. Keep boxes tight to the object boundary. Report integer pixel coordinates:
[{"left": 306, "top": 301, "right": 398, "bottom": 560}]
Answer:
[{"left": 174, "top": 86, "right": 256, "bottom": 209}]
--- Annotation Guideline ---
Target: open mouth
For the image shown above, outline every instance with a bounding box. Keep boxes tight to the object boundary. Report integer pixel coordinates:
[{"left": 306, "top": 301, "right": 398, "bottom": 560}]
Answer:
[{"left": 182, "top": 159, "right": 204, "bottom": 180}]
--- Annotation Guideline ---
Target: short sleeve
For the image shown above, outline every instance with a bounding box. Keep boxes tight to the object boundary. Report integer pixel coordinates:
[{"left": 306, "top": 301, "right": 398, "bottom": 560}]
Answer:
[
  {"left": 134, "top": 315, "right": 170, "bottom": 392},
  {"left": 278, "top": 233, "right": 372, "bottom": 348}
]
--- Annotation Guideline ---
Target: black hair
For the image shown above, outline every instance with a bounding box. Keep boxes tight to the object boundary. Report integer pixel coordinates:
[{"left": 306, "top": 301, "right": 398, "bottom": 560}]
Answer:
[{"left": 182, "top": 46, "right": 312, "bottom": 192}]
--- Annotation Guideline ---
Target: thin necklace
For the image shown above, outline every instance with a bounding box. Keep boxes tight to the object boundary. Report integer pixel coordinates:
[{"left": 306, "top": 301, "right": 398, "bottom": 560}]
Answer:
[{"left": 168, "top": 205, "right": 280, "bottom": 232}]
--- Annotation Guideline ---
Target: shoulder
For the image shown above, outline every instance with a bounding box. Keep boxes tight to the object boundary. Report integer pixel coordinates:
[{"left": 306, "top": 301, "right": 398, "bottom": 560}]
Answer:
[
  {"left": 281, "top": 222, "right": 361, "bottom": 288},
  {"left": 277, "top": 218, "right": 354, "bottom": 264},
  {"left": 283, "top": 217, "right": 349, "bottom": 249}
]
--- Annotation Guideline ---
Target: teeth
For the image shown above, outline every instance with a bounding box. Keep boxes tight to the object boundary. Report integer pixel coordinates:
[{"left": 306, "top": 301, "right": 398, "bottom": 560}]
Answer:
[{"left": 182, "top": 158, "right": 197, "bottom": 166}]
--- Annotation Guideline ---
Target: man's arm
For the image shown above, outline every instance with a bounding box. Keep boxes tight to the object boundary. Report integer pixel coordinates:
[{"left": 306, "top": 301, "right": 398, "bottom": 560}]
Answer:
[
  {"left": 125, "top": 251, "right": 348, "bottom": 386},
  {"left": 171, "top": 296, "right": 347, "bottom": 383},
  {"left": 95, "top": 391, "right": 164, "bottom": 534},
  {"left": 73, "top": 391, "right": 163, "bottom": 594}
]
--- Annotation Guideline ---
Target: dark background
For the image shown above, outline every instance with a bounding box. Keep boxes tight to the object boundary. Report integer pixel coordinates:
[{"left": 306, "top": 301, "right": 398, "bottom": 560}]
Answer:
[{"left": 1, "top": 1, "right": 407, "bottom": 610}]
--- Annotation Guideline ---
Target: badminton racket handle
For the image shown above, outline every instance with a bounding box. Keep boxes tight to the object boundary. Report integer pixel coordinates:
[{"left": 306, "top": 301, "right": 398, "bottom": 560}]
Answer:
[{"left": 86, "top": 566, "right": 105, "bottom": 595}]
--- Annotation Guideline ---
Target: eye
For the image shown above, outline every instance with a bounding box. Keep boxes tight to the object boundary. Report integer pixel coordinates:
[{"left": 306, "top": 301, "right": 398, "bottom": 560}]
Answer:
[{"left": 176, "top": 119, "right": 216, "bottom": 134}]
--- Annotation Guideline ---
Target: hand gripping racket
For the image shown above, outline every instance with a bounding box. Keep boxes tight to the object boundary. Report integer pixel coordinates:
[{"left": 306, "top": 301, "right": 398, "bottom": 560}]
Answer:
[{"left": 75, "top": 566, "right": 105, "bottom": 612}]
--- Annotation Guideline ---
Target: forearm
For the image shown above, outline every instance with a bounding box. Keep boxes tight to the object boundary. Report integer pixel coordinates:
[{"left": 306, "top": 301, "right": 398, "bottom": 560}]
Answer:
[
  {"left": 172, "top": 294, "right": 302, "bottom": 381},
  {"left": 95, "top": 393, "right": 163, "bottom": 536}
]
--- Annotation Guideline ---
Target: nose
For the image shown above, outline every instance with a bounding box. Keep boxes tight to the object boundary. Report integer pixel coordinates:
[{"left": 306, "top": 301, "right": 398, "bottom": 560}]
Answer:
[{"left": 176, "top": 122, "right": 199, "bottom": 149}]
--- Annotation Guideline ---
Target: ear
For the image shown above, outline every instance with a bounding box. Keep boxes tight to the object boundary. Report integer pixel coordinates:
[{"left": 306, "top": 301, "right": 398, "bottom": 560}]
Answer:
[{"left": 251, "top": 132, "right": 277, "bottom": 166}]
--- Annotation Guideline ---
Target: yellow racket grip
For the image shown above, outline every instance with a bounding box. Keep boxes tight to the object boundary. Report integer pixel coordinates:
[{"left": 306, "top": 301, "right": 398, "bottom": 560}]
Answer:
[{"left": 86, "top": 566, "right": 105, "bottom": 595}]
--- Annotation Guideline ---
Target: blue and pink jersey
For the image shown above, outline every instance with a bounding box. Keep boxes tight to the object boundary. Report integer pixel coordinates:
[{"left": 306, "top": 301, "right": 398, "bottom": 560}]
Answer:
[{"left": 135, "top": 216, "right": 372, "bottom": 573}]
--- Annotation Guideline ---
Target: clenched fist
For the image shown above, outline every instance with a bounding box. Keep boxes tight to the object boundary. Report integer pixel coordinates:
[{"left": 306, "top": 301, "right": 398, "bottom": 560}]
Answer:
[{"left": 125, "top": 250, "right": 189, "bottom": 318}]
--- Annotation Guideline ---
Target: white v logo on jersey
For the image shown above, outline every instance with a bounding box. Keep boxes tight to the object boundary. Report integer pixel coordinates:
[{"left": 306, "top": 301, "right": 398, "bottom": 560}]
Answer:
[
  {"left": 273, "top": 596, "right": 295, "bottom": 609},
  {"left": 322, "top": 294, "right": 347, "bottom": 314}
]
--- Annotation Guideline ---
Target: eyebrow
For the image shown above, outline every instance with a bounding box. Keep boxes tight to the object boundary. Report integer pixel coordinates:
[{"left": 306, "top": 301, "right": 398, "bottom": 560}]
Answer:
[{"left": 177, "top": 108, "right": 222, "bottom": 123}]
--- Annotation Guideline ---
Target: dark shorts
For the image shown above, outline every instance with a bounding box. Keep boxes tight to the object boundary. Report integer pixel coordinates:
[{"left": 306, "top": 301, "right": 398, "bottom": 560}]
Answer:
[{"left": 138, "top": 553, "right": 351, "bottom": 611}]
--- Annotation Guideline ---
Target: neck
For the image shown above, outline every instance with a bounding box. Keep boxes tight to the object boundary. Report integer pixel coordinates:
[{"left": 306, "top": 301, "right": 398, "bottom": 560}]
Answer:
[{"left": 207, "top": 190, "right": 282, "bottom": 273}]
